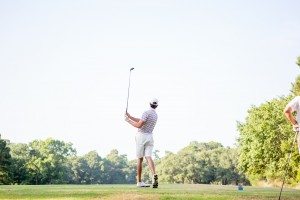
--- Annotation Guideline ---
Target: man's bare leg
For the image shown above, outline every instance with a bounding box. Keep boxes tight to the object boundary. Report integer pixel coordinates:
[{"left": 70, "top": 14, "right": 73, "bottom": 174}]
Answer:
[
  {"left": 145, "top": 156, "right": 156, "bottom": 174},
  {"left": 137, "top": 157, "right": 143, "bottom": 182},
  {"left": 145, "top": 156, "right": 158, "bottom": 188}
]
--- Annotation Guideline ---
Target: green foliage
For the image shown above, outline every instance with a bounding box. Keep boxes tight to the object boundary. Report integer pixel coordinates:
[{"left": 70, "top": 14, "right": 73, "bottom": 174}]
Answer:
[
  {"left": 237, "top": 96, "right": 300, "bottom": 184},
  {"left": 8, "top": 143, "right": 30, "bottom": 184},
  {"left": 156, "top": 142, "right": 248, "bottom": 185},
  {"left": 0, "top": 139, "right": 11, "bottom": 184},
  {"left": 26, "top": 138, "right": 76, "bottom": 184},
  {"left": 104, "top": 149, "right": 129, "bottom": 183},
  {"left": 297, "top": 56, "right": 300, "bottom": 67},
  {"left": 291, "top": 75, "right": 300, "bottom": 96},
  {"left": 292, "top": 56, "right": 300, "bottom": 95},
  {"left": 68, "top": 151, "right": 105, "bottom": 184},
  {"left": 124, "top": 159, "right": 137, "bottom": 183},
  {"left": 5, "top": 138, "right": 245, "bottom": 185}
]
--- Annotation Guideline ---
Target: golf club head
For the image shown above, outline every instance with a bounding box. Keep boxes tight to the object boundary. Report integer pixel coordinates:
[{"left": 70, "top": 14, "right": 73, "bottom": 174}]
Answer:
[{"left": 130, "top": 67, "right": 134, "bottom": 71}]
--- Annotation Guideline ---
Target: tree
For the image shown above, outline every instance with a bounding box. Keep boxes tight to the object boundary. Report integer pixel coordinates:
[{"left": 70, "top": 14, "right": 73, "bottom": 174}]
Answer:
[
  {"left": 8, "top": 143, "right": 30, "bottom": 184},
  {"left": 237, "top": 96, "right": 300, "bottom": 185},
  {"left": 124, "top": 160, "right": 137, "bottom": 184},
  {"left": 27, "top": 138, "right": 76, "bottom": 184},
  {"left": 156, "top": 151, "right": 180, "bottom": 183},
  {"left": 156, "top": 142, "right": 247, "bottom": 185},
  {"left": 68, "top": 156, "right": 89, "bottom": 184},
  {"left": 292, "top": 56, "right": 300, "bottom": 95},
  {"left": 80, "top": 151, "right": 104, "bottom": 184},
  {"left": 104, "top": 149, "right": 128, "bottom": 183},
  {"left": 0, "top": 139, "right": 11, "bottom": 184},
  {"left": 291, "top": 76, "right": 300, "bottom": 96},
  {"left": 213, "top": 147, "right": 248, "bottom": 185}
]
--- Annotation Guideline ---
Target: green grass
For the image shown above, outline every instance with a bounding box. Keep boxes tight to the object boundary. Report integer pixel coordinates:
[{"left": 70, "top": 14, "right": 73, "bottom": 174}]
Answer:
[{"left": 0, "top": 184, "right": 299, "bottom": 200}]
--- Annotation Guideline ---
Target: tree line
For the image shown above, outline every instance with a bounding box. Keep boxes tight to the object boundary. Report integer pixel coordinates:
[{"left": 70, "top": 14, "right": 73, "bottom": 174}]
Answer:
[{"left": 0, "top": 137, "right": 248, "bottom": 185}]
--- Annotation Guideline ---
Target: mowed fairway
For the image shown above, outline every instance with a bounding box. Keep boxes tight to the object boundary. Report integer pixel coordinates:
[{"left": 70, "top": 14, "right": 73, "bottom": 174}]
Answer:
[{"left": 0, "top": 184, "right": 299, "bottom": 200}]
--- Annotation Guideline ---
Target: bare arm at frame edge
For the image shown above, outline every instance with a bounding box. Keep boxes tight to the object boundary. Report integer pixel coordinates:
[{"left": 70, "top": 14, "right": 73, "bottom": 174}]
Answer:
[{"left": 284, "top": 105, "right": 298, "bottom": 126}]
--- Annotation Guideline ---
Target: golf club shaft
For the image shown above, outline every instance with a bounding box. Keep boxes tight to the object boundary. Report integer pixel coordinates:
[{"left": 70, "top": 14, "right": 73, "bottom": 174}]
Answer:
[
  {"left": 278, "top": 130, "right": 299, "bottom": 200},
  {"left": 126, "top": 72, "right": 131, "bottom": 112},
  {"left": 126, "top": 68, "right": 134, "bottom": 112}
]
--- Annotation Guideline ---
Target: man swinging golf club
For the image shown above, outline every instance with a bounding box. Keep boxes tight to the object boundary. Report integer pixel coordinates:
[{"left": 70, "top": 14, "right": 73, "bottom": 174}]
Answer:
[
  {"left": 284, "top": 96, "right": 300, "bottom": 153},
  {"left": 125, "top": 98, "right": 159, "bottom": 188}
]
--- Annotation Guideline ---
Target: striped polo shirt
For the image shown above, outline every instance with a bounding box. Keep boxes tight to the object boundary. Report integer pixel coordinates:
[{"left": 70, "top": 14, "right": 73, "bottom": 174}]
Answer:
[{"left": 138, "top": 108, "right": 158, "bottom": 134}]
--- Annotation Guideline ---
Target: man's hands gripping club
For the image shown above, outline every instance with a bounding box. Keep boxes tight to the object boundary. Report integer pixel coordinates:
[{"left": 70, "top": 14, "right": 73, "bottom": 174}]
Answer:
[{"left": 125, "top": 112, "right": 145, "bottom": 128}]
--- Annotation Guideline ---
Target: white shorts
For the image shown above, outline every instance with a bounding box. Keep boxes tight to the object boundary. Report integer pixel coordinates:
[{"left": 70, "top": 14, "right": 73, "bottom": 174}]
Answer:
[{"left": 135, "top": 132, "right": 154, "bottom": 158}]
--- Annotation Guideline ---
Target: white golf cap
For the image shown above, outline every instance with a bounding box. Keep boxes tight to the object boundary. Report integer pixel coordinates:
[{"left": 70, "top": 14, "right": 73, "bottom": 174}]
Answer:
[{"left": 150, "top": 98, "right": 159, "bottom": 106}]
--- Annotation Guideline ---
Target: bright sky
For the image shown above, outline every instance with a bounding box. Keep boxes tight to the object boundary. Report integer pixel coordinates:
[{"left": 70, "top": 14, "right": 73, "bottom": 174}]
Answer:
[{"left": 1, "top": 0, "right": 300, "bottom": 159}]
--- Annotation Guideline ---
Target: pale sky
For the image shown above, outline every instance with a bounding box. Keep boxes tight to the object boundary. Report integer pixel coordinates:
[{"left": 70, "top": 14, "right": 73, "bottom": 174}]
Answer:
[{"left": 0, "top": 0, "right": 300, "bottom": 159}]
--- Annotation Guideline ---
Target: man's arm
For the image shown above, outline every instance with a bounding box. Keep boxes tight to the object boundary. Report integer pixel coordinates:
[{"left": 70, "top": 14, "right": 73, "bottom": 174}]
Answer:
[
  {"left": 127, "top": 119, "right": 145, "bottom": 128},
  {"left": 126, "top": 112, "right": 140, "bottom": 122},
  {"left": 284, "top": 105, "right": 298, "bottom": 125},
  {"left": 125, "top": 112, "right": 145, "bottom": 128}
]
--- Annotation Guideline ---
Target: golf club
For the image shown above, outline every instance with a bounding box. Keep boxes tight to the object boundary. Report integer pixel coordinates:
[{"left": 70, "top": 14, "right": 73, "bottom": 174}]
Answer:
[
  {"left": 278, "top": 129, "right": 299, "bottom": 200},
  {"left": 126, "top": 67, "right": 134, "bottom": 112}
]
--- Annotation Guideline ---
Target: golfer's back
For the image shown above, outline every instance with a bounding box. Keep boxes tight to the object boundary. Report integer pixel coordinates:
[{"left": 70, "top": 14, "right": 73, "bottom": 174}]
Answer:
[{"left": 138, "top": 109, "right": 157, "bottom": 134}]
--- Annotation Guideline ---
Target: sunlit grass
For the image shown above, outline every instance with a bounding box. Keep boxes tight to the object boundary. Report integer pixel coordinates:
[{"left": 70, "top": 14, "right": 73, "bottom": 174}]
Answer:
[{"left": 0, "top": 184, "right": 299, "bottom": 200}]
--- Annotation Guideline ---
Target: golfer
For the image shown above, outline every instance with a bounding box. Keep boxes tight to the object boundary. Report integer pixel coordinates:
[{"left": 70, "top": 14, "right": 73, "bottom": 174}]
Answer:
[
  {"left": 284, "top": 96, "right": 300, "bottom": 153},
  {"left": 125, "top": 98, "right": 159, "bottom": 188}
]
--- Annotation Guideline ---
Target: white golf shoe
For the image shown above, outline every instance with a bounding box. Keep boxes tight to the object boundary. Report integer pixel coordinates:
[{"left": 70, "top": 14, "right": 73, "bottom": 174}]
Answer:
[{"left": 136, "top": 181, "right": 150, "bottom": 187}]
